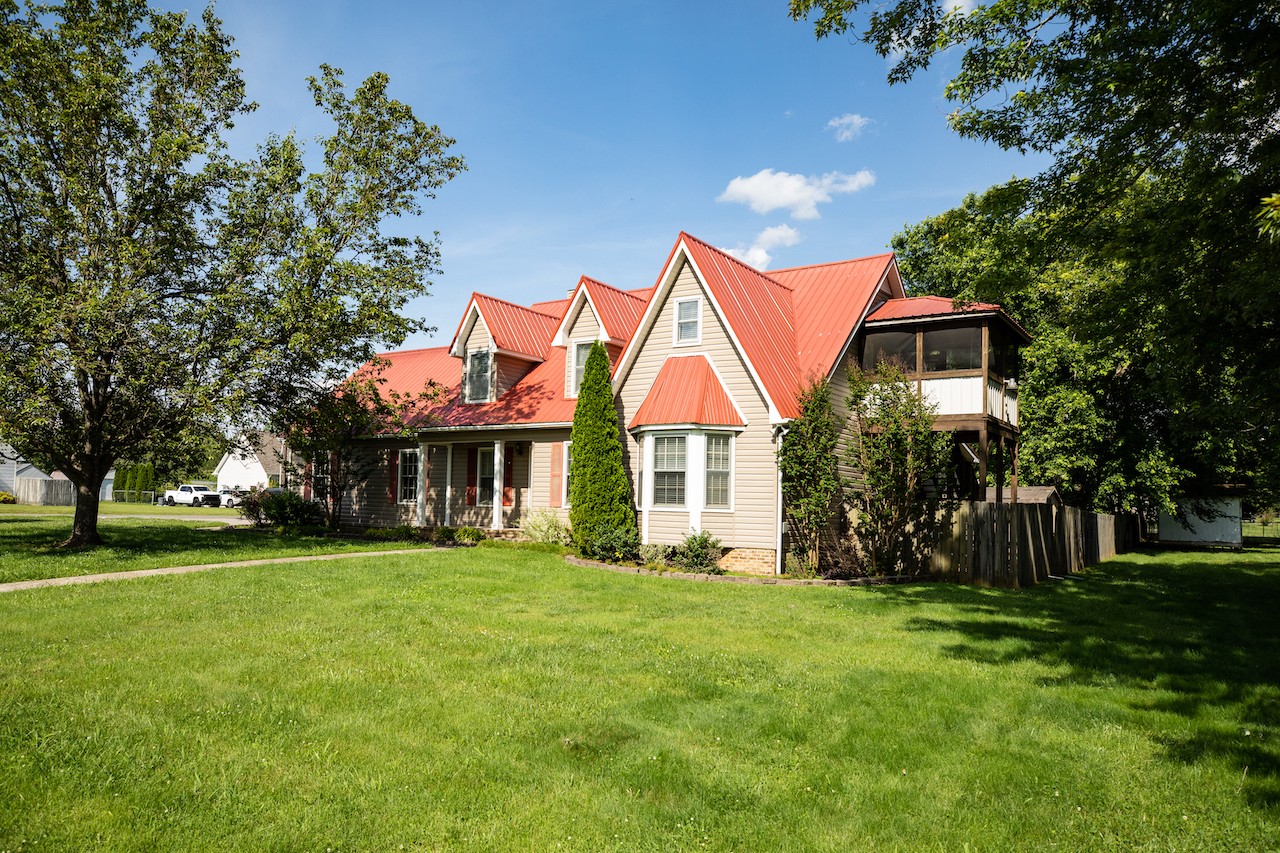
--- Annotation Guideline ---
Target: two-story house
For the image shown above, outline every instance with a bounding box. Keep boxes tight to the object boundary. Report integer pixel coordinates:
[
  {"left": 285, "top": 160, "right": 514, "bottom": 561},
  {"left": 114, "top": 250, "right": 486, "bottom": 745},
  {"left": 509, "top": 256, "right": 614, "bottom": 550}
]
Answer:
[{"left": 335, "top": 232, "right": 1028, "bottom": 574}]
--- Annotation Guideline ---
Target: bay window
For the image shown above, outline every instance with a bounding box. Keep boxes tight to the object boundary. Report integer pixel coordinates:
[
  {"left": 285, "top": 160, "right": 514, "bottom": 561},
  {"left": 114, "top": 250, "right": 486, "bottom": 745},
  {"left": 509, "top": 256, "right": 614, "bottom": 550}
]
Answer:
[{"left": 652, "top": 435, "right": 686, "bottom": 506}]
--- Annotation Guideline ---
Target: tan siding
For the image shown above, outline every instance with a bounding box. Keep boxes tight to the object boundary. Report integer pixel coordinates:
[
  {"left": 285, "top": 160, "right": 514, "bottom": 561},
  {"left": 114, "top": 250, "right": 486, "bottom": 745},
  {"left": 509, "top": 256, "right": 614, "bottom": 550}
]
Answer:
[
  {"left": 528, "top": 429, "right": 572, "bottom": 523},
  {"left": 496, "top": 354, "right": 530, "bottom": 398},
  {"left": 617, "top": 261, "right": 779, "bottom": 549},
  {"left": 341, "top": 441, "right": 418, "bottom": 528},
  {"left": 463, "top": 313, "right": 491, "bottom": 352},
  {"left": 564, "top": 303, "right": 601, "bottom": 393}
]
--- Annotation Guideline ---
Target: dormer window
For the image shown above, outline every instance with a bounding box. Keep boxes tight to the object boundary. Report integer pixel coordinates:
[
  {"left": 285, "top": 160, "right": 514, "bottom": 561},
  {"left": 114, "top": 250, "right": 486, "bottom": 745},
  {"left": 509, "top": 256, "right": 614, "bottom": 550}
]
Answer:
[
  {"left": 465, "top": 350, "right": 491, "bottom": 403},
  {"left": 570, "top": 341, "right": 594, "bottom": 397},
  {"left": 674, "top": 297, "right": 701, "bottom": 345}
]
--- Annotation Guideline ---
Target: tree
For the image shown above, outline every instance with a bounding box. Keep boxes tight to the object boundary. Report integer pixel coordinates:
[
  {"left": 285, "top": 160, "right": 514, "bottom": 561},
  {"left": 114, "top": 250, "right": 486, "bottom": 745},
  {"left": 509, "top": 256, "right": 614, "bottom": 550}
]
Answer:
[
  {"left": 0, "top": 0, "right": 464, "bottom": 547},
  {"left": 777, "top": 378, "right": 845, "bottom": 574},
  {"left": 846, "top": 361, "right": 953, "bottom": 575},
  {"left": 274, "top": 361, "right": 442, "bottom": 529},
  {"left": 792, "top": 0, "right": 1280, "bottom": 505},
  {"left": 568, "top": 341, "right": 636, "bottom": 552}
]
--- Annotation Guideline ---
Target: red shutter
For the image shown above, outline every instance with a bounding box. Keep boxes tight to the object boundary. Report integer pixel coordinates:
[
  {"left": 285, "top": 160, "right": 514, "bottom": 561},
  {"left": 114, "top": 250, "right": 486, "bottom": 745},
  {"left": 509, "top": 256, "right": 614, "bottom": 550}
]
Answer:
[
  {"left": 465, "top": 448, "right": 478, "bottom": 505},
  {"left": 503, "top": 446, "right": 515, "bottom": 506},
  {"left": 387, "top": 451, "right": 398, "bottom": 504},
  {"left": 549, "top": 443, "right": 562, "bottom": 508},
  {"left": 303, "top": 462, "right": 313, "bottom": 501}
]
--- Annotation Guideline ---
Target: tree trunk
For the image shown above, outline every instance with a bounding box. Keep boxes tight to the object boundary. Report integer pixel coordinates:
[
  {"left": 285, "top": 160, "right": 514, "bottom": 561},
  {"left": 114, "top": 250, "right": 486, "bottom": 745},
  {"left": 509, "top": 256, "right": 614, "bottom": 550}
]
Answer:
[{"left": 62, "top": 479, "right": 105, "bottom": 548}]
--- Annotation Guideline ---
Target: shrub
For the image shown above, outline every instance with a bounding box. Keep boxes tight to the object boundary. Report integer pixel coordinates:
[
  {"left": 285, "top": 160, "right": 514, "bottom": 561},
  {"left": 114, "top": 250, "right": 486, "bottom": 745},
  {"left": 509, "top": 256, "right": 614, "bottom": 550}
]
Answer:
[
  {"left": 0, "top": 491, "right": 14, "bottom": 504},
  {"left": 454, "top": 525, "right": 485, "bottom": 544},
  {"left": 261, "top": 490, "right": 324, "bottom": 527},
  {"left": 365, "top": 524, "right": 419, "bottom": 541},
  {"left": 674, "top": 530, "right": 723, "bottom": 574},
  {"left": 521, "top": 508, "right": 571, "bottom": 546},
  {"left": 638, "top": 542, "right": 673, "bottom": 567},
  {"left": 237, "top": 490, "right": 267, "bottom": 526},
  {"left": 568, "top": 341, "right": 637, "bottom": 551},
  {"left": 430, "top": 526, "right": 457, "bottom": 544},
  {"left": 584, "top": 526, "right": 640, "bottom": 564}
]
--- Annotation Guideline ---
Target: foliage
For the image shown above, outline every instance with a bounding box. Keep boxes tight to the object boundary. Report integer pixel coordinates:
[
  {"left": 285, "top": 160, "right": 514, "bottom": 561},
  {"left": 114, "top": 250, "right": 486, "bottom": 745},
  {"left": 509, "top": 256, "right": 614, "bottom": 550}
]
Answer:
[
  {"left": 1256, "top": 507, "right": 1276, "bottom": 537},
  {"left": 583, "top": 527, "right": 640, "bottom": 564},
  {"left": 453, "top": 526, "right": 485, "bottom": 545},
  {"left": 236, "top": 490, "right": 267, "bottom": 526},
  {"left": 0, "top": 1, "right": 464, "bottom": 548},
  {"left": 1260, "top": 194, "right": 1280, "bottom": 242},
  {"left": 777, "top": 378, "right": 846, "bottom": 573},
  {"left": 846, "top": 361, "right": 954, "bottom": 575},
  {"left": 0, "top": 492, "right": 14, "bottom": 504},
  {"left": 568, "top": 341, "right": 637, "bottom": 552},
  {"left": 274, "top": 362, "right": 442, "bottom": 529},
  {"left": 429, "top": 525, "right": 456, "bottom": 544},
  {"left": 259, "top": 491, "right": 323, "bottom": 528},
  {"left": 363, "top": 525, "right": 421, "bottom": 542},
  {"left": 638, "top": 542, "right": 674, "bottom": 567},
  {"left": 672, "top": 530, "right": 723, "bottom": 574},
  {"left": 520, "top": 509, "right": 572, "bottom": 546}
]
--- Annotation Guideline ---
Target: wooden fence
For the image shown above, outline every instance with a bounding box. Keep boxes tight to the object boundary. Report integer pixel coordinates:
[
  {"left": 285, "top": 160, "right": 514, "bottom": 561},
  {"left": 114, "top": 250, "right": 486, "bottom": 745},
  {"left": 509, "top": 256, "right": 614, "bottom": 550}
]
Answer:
[
  {"left": 14, "top": 477, "right": 76, "bottom": 506},
  {"left": 929, "top": 501, "right": 1135, "bottom": 588}
]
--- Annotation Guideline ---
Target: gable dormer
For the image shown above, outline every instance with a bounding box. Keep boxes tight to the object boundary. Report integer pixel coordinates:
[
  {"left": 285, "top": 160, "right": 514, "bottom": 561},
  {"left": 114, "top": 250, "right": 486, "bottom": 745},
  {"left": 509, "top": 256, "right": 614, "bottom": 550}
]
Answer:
[
  {"left": 449, "top": 294, "right": 559, "bottom": 403},
  {"left": 551, "top": 276, "right": 648, "bottom": 397}
]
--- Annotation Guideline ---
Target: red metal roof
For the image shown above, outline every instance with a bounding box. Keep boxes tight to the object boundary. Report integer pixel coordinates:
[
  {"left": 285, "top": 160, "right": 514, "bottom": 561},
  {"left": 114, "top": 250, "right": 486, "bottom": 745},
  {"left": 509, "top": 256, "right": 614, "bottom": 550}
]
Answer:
[
  {"left": 772, "top": 253, "right": 896, "bottom": 382},
  {"left": 629, "top": 355, "right": 746, "bottom": 429},
  {"left": 449, "top": 293, "right": 559, "bottom": 361},
  {"left": 865, "top": 295, "right": 999, "bottom": 322},
  {"left": 582, "top": 276, "right": 648, "bottom": 342},
  {"left": 680, "top": 233, "right": 802, "bottom": 419}
]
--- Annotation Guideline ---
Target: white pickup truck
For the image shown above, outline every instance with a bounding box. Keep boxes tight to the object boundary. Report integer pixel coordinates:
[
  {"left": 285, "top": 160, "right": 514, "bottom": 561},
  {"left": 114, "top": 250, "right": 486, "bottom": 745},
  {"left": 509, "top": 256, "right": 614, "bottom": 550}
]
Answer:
[{"left": 162, "top": 484, "right": 221, "bottom": 507}]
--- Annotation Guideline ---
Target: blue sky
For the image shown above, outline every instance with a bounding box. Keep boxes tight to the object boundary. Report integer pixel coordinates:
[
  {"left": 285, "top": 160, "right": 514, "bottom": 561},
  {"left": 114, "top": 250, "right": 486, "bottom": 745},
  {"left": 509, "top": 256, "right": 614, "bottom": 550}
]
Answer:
[{"left": 189, "top": 0, "right": 1046, "bottom": 350}]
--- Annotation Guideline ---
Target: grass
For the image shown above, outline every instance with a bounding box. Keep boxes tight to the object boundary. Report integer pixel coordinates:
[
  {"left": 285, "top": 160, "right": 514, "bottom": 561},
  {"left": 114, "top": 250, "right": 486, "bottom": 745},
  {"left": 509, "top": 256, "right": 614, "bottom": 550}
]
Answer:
[
  {"left": 0, "top": 517, "right": 431, "bottom": 584},
  {"left": 1, "top": 544, "right": 1278, "bottom": 850},
  {"left": 1244, "top": 521, "right": 1280, "bottom": 541}
]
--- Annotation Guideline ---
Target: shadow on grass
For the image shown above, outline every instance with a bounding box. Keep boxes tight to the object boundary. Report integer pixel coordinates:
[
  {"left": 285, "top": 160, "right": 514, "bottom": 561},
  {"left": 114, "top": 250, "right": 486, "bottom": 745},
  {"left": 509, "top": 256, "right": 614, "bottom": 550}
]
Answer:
[
  {"left": 0, "top": 519, "right": 344, "bottom": 562},
  {"left": 868, "top": 548, "right": 1280, "bottom": 812}
]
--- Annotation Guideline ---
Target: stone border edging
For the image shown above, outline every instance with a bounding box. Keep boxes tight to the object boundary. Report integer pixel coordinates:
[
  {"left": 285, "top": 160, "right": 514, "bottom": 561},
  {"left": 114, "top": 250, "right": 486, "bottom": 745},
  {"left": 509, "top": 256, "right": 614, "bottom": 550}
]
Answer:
[
  {"left": 0, "top": 548, "right": 430, "bottom": 594},
  {"left": 564, "top": 555, "right": 932, "bottom": 587}
]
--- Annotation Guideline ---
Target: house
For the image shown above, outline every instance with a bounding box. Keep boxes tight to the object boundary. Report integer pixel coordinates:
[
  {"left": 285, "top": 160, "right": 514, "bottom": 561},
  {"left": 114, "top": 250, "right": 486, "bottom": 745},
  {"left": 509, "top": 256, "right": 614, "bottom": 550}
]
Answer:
[
  {"left": 1, "top": 442, "right": 51, "bottom": 494},
  {"left": 336, "top": 232, "right": 1028, "bottom": 574},
  {"left": 213, "top": 432, "right": 290, "bottom": 492}
]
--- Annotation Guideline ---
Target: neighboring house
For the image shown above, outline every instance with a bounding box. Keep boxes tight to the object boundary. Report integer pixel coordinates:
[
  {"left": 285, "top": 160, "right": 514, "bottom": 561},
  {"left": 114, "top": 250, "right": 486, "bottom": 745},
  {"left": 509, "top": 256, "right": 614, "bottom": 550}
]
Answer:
[
  {"left": 213, "top": 432, "right": 289, "bottom": 491},
  {"left": 0, "top": 442, "right": 52, "bottom": 494},
  {"left": 338, "top": 232, "right": 1028, "bottom": 574}
]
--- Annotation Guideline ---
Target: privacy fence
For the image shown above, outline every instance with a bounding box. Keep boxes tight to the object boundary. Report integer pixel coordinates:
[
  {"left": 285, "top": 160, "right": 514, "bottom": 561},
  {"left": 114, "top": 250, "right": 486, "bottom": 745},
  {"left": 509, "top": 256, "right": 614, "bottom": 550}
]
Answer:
[
  {"left": 14, "top": 477, "right": 76, "bottom": 506},
  {"left": 930, "top": 502, "right": 1137, "bottom": 588}
]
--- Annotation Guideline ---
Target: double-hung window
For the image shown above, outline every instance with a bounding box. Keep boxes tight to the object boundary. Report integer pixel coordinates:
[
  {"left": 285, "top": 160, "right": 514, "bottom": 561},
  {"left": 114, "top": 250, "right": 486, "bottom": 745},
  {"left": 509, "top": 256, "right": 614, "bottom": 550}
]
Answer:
[
  {"left": 571, "top": 341, "right": 594, "bottom": 396},
  {"left": 398, "top": 449, "right": 419, "bottom": 503},
  {"left": 674, "top": 298, "right": 700, "bottom": 344},
  {"left": 705, "top": 434, "right": 731, "bottom": 508},
  {"left": 477, "top": 447, "right": 495, "bottom": 506},
  {"left": 653, "top": 435, "right": 686, "bottom": 506},
  {"left": 466, "top": 350, "right": 491, "bottom": 403}
]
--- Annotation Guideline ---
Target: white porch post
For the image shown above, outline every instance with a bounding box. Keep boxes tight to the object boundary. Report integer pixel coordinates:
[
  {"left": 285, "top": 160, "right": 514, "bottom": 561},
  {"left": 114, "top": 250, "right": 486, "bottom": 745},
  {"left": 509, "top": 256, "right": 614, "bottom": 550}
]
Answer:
[
  {"left": 641, "top": 433, "right": 654, "bottom": 544},
  {"left": 444, "top": 444, "right": 454, "bottom": 527},
  {"left": 415, "top": 442, "right": 427, "bottom": 527},
  {"left": 492, "top": 439, "right": 505, "bottom": 530}
]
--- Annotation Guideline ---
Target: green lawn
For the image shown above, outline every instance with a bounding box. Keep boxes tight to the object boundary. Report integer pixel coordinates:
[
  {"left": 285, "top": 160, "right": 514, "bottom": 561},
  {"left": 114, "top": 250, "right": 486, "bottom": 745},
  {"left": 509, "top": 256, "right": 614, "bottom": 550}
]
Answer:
[
  {"left": 1, "top": 544, "right": 1277, "bottom": 850},
  {"left": 0, "top": 517, "right": 431, "bottom": 584},
  {"left": 0, "top": 502, "right": 242, "bottom": 517}
]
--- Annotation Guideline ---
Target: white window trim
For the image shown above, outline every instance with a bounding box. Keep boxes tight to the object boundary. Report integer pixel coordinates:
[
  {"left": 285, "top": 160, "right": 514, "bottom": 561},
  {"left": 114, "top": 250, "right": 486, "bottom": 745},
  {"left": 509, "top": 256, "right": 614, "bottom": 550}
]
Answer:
[
  {"left": 672, "top": 297, "right": 702, "bottom": 346},
  {"left": 465, "top": 349, "right": 493, "bottom": 404},
  {"left": 477, "top": 446, "right": 495, "bottom": 507},
  {"left": 650, "top": 432, "right": 688, "bottom": 511},
  {"left": 397, "top": 448, "right": 420, "bottom": 504},
  {"left": 703, "top": 432, "right": 735, "bottom": 513},
  {"left": 568, "top": 340, "right": 595, "bottom": 398},
  {"left": 562, "top": 440, "right": 572, "bottom": 507}
]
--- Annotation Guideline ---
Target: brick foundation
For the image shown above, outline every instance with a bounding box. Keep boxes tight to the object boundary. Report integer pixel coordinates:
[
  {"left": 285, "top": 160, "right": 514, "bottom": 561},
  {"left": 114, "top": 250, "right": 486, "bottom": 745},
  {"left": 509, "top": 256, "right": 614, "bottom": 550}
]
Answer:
[{"left": 718, "top": 547, "right": 777, "bottom": 576}]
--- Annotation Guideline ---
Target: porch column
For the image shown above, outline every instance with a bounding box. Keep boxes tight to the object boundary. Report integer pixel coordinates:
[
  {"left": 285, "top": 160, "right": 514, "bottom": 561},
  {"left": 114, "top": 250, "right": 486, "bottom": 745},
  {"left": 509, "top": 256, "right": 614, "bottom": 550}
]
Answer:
[
  {"left": 444, "top": 444, "right": 454, "bottom": 527},
  {"left": 641, "top": 432, "right": 654, "bottom": 544},
  {"left": 978, "top": 429, "right": 989, "bottom": 502},
  {"left": 416, "top": 442, "right": 428, "bottom": 527},
  {"left": 994, "top": 437, "right": 1004, "bottom": 505},
  {"left": 492, "top": 438, "right": 504, "bottom": 530},
  {"left": 1010, "top": 436, "right": 1019, "bottom": 505}
]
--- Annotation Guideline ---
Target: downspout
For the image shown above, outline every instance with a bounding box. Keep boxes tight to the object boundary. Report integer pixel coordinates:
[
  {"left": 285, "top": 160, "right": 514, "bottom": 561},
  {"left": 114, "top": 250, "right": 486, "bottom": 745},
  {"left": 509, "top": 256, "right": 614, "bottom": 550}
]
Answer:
[{"left": 772, "top": 423, "right": 790, "bottom": 575}]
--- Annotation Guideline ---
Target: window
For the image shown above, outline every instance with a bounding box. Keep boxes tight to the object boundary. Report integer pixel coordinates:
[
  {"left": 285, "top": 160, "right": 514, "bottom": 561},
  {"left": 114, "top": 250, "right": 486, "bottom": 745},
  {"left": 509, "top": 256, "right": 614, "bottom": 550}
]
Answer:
[
  {"left": 398, "top": 449, "right": 419, "bottom": 503},
  {"left": 674, "top": 298, "right": 700, "bottom": 344},
  {"left": 466, "top": 350, "right": 491, "bottom": 403},
  {"left": 477, "top": 447, "right": 495, "bottom": 506},
  {"left": 862, "top": 330, "right": 917, "bottom": 373},
  {"left": 653, "top": 435, "right": 686, "bottom": 506},
  {"left": 705, "top": 434, "right": 731, "bottom": 508},
  {"left": 922, "top": 326, "right": 981, "bottom": 372},
  {"left": 571, "top": 341, "right": 594, "bottom": 396},
  {"left": 312, "top": 456, "right": 330, "bottom": 503}
]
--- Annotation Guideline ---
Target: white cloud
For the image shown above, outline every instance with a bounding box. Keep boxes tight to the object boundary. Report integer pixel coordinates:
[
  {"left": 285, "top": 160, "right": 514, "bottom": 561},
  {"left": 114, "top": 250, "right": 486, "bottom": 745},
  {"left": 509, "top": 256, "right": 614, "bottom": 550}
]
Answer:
[
  {"left": 723, "top": 224, "right": 802, "bottom": 270},
  {"left": 717, "top": 168, "right": 876, "bottom": 220},
  {"left": 827, "top": 113, "right": 873, "bottom": 141}
]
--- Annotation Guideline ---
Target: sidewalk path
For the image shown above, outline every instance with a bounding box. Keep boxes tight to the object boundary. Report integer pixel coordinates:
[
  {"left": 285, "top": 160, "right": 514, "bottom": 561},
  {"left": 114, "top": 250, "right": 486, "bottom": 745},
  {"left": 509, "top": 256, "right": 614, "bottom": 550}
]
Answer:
[{"left": 0, "top": 548, "right": 430, "bottom": 594}]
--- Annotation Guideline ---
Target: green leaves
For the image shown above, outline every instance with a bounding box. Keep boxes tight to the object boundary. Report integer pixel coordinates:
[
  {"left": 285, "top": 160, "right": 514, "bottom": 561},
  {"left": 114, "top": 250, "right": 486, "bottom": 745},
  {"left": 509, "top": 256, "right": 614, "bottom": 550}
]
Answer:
[{"left": 569, "top": 341, "right": 637, "bottom": 552}]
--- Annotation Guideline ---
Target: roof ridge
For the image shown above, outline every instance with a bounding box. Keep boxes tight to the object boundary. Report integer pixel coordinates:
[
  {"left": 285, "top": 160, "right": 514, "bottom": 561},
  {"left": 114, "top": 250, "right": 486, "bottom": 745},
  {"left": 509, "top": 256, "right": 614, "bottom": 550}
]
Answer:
[
  {"left": 769, "top": 251, "right": 894, "bottom": 274},
  {"left": 679, "top": 231, "right": 795, "bottom": 295},
  {"left": 377, "top": 344, "right": 454, "bottom": 357},
  {"left": 584, "top": 275, "right": 648, "bottom": 305},
  {"left": 474, "top": 291, "right": 561, "bottom": 320}
]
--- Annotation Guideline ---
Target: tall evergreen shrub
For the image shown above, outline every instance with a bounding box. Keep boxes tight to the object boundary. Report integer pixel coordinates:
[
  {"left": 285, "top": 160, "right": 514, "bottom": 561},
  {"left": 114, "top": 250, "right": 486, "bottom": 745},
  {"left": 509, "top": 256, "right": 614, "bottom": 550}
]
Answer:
[
  {"left": 777, "top": 378, "right": 846, "bottom": 574},
  {"left": 569, "top": 341, "right": 637, "bottom": 552}
]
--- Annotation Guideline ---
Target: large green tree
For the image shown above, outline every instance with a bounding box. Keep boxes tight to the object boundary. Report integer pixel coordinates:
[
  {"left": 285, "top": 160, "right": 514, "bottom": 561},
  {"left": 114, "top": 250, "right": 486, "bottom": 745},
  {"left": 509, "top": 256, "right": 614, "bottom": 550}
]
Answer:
[
  {"left": 0, "top": 0, "right": 464, "bottom": 546},
  {"left": 568, "top": 341, "right": 636, "bottom": 552},
  {"left": 792, "top": 0, "right": 1280, "bottom": 506}
]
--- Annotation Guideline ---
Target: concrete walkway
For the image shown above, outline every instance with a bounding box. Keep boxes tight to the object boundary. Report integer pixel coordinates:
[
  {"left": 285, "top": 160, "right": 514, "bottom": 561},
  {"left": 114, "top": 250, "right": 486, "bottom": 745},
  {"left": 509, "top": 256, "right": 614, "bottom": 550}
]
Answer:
[{"left": 0, "top": 548, "right": 430, "bottom": 594}]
